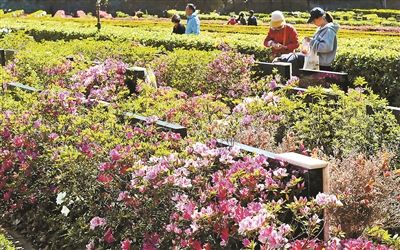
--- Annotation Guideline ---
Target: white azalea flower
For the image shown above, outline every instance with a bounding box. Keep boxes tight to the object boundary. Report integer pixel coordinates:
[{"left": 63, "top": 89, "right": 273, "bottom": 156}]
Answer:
[
  {"left": 61, "top": 206, "right": 70, "bottom": 216},
  {"left": 56, "top": 191, "right": 67, "bottom": 205}
]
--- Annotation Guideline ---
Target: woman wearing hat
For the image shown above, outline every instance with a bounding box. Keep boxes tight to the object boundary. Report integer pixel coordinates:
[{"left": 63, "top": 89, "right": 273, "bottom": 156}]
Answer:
[
  {"left": 304, "top": 7, "right": 340, "bottom": 71},
  {"left": 264, "top": 11, "right": 299, "bottom": 58}
]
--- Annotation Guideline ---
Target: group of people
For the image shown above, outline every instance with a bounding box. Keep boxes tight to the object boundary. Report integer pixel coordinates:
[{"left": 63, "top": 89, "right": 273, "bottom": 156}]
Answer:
[
  {"left": 171, "top": 4, "right": 339, "bottom": 70},
  {"left": 265, "top": 7, "right": 339, "bottom": 71},
  {"left": 227, "top": 10, "right": 258, "bottom": 26},
  {"left": 171, "top": 3, "right": 200, "bottom": 35}
]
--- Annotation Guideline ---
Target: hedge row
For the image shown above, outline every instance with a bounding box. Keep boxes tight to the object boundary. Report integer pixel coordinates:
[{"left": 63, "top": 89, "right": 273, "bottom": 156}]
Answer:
[{"left": 1, "top": 17, "right": 400, "bottom": 105}]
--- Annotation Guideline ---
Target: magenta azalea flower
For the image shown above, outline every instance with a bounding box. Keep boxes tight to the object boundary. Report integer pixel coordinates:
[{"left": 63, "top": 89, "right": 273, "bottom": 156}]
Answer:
[
  {"left": 120, "top": 239, "right": 132, "bottom": 250},
  {"left": 104, "top": 228, "right": 116, "bottom": 244}
]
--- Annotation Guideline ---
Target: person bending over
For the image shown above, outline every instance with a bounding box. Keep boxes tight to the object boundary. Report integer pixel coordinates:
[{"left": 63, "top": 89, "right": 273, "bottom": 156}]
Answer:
[{"left": 264, "top": 11, "right": 299, "bottom": 58}]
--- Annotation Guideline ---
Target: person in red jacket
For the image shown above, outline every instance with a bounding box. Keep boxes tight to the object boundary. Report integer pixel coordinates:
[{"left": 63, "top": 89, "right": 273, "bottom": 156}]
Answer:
[{"left": 264, "top": 11, "right": 299, "bottom": 58}]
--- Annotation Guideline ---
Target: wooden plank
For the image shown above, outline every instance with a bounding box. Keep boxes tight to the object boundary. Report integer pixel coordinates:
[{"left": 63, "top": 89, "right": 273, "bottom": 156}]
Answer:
[
  {"left": 276, "top": 152, "right": 328, "bottom": 170},
  {"left": 124, "top": 112, "right": 187, "bottom": 138},
  {"left": 0, "top": 49, "right": 5, "bottom": 66},
  {"left": 6, "top": 82, "right": 40, "bottom": 92},
  {"left": 216, "top": 139, "right": 277, "bottom": 159},
  {"left": 298, "top": 69, "right": 350, "bottom": 91}
]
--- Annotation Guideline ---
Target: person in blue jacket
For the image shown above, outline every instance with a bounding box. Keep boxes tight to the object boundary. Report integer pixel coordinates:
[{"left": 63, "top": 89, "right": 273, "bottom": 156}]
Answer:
[
  {"left": 305, "top": 7, "right": 340, "bottom": 71},
  {"left": 185, "top": 3, "right": 200, "bottom": 35}
]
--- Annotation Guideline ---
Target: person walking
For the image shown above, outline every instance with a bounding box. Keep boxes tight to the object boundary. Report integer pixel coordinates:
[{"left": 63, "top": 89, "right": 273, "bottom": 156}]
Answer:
[
  {"left": 171, "top": 14, "right": 185, "bottom": 34},
  {"left": 304, "top": 7, "right": 340, "bottom": 71},
  {"left": 247, "top": 10, "right": 257, "bottom": 26},
  {"left": 185, "top": 3, "right": 200, "bottom": 35},
  {"left": 264, "top": 11, "right": 299, "bottom": 57}
]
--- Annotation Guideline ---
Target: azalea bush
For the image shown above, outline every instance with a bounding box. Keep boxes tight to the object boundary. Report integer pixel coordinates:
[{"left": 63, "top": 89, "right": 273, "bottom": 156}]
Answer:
[
  {"left": 329, "top": 151, "right": 400, "bottom": 238},
  {"left": 117, "top": 85, "right": 229, "bottom": 139},
  {"left": 85, "top": 141, "right": 343, "bottom": 249},
  {"left": 0, "top": 88, "right": 188, "bottom": 249},
  {"left": 151, "top": 49, "right": 218, "bottom": 94},
  {"left": 214, "top": 83, "right": 400, "bottom": 159}
]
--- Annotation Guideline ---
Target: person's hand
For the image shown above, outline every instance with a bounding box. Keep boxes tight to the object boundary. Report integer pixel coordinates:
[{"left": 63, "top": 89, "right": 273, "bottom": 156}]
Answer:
[
  {"left": 301, "top": 47, "right": 310, "bottom": 55},
  {"left": 272, "top": 43, "right": 283, "bottom": 49}
]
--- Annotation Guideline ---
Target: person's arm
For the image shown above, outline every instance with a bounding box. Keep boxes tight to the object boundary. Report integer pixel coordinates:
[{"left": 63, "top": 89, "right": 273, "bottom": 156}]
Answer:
[
  {"left": 185, "top": 20, "right": 192, "bottom": 34},
  {"left": 193, "top": 18, "right": 200, "bottom": 35},
  {"left": 285, "top": 26, "right": 299, "bottom": 51},
  {"left": 264, "top": 30, "right": 275, "bottom": 48},
  {"left": 310, "top": 29, "right": 335, "bottom": 53}
]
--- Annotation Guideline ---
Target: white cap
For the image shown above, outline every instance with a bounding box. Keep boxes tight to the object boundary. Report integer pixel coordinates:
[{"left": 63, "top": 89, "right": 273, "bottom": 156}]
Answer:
[{"left": 270, "top": 11, "right": 285, "bottom": 28}]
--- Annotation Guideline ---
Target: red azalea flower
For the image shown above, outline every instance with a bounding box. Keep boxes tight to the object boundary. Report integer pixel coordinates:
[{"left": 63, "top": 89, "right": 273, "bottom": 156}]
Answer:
[
  {"left": 97, "top": 174, "right": 113, "bottom": 184},
  {"left": 104, "top": 228, "right": 115, "bottom": 244}
]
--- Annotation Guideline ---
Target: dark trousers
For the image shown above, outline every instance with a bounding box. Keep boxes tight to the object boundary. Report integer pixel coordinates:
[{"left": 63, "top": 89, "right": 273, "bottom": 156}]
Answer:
[{"left": 274, "top": 53, "right": 333, "bottom": 76}]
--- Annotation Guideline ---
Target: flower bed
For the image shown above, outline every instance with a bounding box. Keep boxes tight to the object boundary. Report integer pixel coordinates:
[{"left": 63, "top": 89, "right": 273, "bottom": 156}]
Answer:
[{"left": 1, "top": 87, "right": 394, "bottom": 249}]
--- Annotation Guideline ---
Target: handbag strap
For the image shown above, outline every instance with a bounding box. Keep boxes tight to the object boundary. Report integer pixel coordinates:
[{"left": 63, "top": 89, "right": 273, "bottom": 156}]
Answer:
[{"left": 283, "top": 25, "right": 287, "bottom": 46}]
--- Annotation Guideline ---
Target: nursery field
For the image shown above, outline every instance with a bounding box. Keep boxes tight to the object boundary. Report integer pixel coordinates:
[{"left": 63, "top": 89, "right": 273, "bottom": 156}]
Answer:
[{"left": 1, "top": 10, "right": 400, "bottom": 250}]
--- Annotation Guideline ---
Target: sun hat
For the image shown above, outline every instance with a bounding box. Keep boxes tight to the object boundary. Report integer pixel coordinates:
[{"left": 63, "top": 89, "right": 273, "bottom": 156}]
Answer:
[
  {"left": 307, "top": 7, "right": 325, "bottom": 23},
  {"left": 270, "top": 11, "right": 285, "bottom": 28}
]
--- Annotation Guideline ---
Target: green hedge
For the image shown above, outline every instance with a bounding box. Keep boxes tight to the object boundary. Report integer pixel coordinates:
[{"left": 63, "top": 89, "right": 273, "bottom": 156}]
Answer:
[
  {"left": 353, "top": 9, "right": 400, "bottom": 18},
  {"left": 1, "top": 17, "right": 400, "bottom": 105},
  {"left": 0, "top": 233, "right": 15, "bottom": 250}
]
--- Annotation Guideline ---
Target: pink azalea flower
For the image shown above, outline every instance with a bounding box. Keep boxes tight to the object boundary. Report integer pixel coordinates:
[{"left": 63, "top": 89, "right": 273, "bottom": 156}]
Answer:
[
  {"left": 3, "top": 191, "right": 11, "bottom": 201},
  {"left": 48, "top": 133, "right": 59, "bottom": 141},
  {"left": 89, "top": 216, "right": 106, "bottom": 230},
  {"left": 110, "top": 148, "right": 121, "bottom": 161},
  {"left": 121, "top": 239, "right": 132, "bottom": 250},
  {"left": 315, "top": 193, "right": 343, "bottom": 207},
  {"left": 13, "top": 136, "right": 24, "bottom": 147},
  {"left": 117, "top": 191, "right": 129, "bottom": 201},
  {"left": 242, "top": 238, "right": 251, "bottom": 247},
  {"left": 86, "top": 240, "right": 95, "bottom": 250}
]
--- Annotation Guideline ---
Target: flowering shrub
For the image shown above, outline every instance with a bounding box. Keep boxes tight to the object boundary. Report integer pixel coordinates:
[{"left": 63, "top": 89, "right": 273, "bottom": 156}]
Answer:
[
  {"left": 329, "top": 152, "right": 400, "bottom": 238},
  {"left": 213, "top": 84, "right": 400, "bottom": 159},
  {"left": 85, "top": 141, "right": 344, "bottom": 249},
  {"left": 0, "top": 88, "right": 188, "bottom": 249},
  {"left": 71, "top": 59, "right": 128, "bottom": 101},
  {"left": 151, "top": 49, "right": 218, "bottom": 94},
  {"left": 206, "top": 48, "right": 255, "bottom": 98}
]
